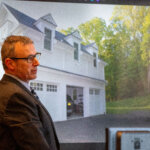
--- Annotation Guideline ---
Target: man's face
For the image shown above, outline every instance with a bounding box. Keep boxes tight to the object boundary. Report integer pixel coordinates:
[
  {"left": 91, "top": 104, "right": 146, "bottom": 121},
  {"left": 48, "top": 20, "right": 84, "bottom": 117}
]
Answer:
[{"left": 13, "top": 42, "right": 40, "bottom": 83}]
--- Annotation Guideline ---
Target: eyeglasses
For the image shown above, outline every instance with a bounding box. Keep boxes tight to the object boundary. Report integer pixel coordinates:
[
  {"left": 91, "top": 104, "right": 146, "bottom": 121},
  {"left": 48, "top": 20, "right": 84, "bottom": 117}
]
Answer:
[{"left": 10, "top": 52, "right": 41, "bottom": 63}]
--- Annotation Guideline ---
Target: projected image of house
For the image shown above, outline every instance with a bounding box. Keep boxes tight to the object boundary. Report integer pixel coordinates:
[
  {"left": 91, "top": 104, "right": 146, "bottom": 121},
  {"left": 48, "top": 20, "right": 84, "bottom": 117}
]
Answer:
[{"left": 0, "top": 3, "right": 106, "bottom": 121}]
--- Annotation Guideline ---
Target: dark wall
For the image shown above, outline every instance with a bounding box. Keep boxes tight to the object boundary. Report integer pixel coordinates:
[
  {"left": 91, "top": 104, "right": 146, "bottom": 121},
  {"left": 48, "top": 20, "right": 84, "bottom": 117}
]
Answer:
[{"left": 60, "top": 142, "right": 105, "bottom": 150}]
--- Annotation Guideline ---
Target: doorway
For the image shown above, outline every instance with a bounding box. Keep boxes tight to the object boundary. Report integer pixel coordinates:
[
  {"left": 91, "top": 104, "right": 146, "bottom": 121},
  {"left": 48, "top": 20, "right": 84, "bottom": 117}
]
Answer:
[{"left": 66, "top": 86, "right": 83, "bottom": 119}]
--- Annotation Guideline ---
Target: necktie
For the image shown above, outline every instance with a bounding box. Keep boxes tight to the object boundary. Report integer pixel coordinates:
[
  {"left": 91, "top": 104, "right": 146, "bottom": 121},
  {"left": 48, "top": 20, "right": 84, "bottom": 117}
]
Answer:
[{"left": 30, "top": 87, "right": 40, "bottom": 100}]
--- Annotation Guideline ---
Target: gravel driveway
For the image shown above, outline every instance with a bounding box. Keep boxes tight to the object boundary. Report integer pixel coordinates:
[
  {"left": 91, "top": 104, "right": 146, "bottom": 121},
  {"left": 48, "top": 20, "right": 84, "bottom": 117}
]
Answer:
[{"left": 55, "top": 110, "right": 150, "bottom": 143}]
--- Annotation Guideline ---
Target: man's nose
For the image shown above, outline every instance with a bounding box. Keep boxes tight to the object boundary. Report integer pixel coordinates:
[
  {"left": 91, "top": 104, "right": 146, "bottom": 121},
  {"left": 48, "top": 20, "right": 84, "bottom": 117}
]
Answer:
[{"left": 33, "top": 57, "right": 40, "bottom": 66}]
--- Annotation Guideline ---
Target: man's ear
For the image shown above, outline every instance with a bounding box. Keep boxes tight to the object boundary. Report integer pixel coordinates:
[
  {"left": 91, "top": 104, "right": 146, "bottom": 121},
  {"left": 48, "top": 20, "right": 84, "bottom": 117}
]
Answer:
[{"left": 5, "top": 58, "right": 16, "bottom": 71}]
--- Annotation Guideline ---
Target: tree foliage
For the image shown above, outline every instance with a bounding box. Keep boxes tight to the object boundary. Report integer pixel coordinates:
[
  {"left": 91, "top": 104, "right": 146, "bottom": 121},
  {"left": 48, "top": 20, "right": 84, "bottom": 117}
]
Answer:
[
  {"left": 60, "top": 6, "right": 150, "bottom": 101},
  {"left": 60, "top": 27, "right": 76, "bottom": 35},
  {"left": 141, "top": 13, "right": 150, "bottom": 65},
  {"left": 78, "top": 17, "right": 106, "bottom": 49},
  {"left": 108, "top": 6, "right": 148, "bottom": 100}
]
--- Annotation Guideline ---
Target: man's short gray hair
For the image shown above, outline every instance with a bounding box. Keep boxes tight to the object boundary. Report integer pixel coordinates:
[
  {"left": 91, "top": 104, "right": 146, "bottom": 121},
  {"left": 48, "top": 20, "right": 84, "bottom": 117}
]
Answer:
[{"left": 1, "top": 35, "right": 33, "bottom": 69}]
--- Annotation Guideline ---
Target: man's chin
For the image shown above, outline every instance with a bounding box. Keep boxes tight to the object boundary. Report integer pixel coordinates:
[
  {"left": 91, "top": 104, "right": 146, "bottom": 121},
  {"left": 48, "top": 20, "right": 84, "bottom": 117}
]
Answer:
[
  {"left": 29, "top": 75, "right": 37, "bottom": 81},
  {"left": 31, "top": 75, "right": 37, "bottom": 80}
]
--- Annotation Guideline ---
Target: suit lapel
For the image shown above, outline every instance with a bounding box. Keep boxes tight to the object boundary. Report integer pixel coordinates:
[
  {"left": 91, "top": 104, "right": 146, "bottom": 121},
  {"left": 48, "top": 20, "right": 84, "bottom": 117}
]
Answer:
[{"left": 1, "top": 74, "right": 53, "bottom": 120}]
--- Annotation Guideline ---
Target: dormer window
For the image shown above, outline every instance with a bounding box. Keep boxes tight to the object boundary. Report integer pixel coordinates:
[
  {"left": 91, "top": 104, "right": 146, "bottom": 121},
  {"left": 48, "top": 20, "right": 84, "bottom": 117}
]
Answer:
[
  {"left": 93, "top": 52, "right": 97, "bottom": 67},
  {"left": 74, "top": 42, "right": 79, "bottom": 60},
  {"left": 44, "top": 28, "right": 52, "bottom": 50}
]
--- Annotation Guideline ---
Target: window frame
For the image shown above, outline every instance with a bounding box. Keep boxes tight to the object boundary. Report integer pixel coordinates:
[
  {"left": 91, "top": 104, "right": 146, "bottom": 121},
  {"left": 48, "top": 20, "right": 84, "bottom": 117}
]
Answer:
[
  {"left": 93, "top": 52, "right": 97, "bottom": 67},
  {"left": 89, "top": 88, "right": 100, "bottom": 95},
  {"left": 44, "top": 27, "right": 52, "bottom": 50},
  {"left": 30, "top": 82, "right": 43, "bottom": 91},
  {"left": 74, "top": 42, "right": 79, "bottom": 60},
  {"left": 47, "top": 84, "right": 57, "bottom": 92}
]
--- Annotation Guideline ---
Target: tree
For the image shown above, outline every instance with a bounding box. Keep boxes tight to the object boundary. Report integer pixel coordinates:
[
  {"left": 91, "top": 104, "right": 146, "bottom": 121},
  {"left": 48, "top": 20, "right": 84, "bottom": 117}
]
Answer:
[
  {"left": 78, "top": 17, "right": 106, "bottom": 49},
  {"left": 59, "top": 6, "right": 150, "bottom": 100},
  {"left": 109, "top": 6, "right": 149, "bottom": 99},
  {"left": 141, "top": 12, "right": 150, "bottom": 91},
  {"left": 102, "top": 18, "right": 132, "bottom": 100}
]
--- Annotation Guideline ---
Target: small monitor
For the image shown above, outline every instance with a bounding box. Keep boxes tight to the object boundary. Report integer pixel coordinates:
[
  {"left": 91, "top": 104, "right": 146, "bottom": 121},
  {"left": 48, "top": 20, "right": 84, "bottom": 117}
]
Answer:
[{"left": 106, "top": 128, "right": 150, "bottom": 150}]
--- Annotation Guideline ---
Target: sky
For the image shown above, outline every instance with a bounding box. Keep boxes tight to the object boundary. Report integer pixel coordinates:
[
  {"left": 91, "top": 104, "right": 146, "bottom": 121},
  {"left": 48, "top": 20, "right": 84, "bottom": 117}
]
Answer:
[{"left": 0, "top": 0, "right": 115, "bottom": 30}]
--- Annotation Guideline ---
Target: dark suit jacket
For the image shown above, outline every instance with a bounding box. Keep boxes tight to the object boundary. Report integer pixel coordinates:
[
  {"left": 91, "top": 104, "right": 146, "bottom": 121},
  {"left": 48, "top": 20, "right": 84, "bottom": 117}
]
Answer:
[{"left": 0, "top": 74, "right": 60, "bottom": 150}]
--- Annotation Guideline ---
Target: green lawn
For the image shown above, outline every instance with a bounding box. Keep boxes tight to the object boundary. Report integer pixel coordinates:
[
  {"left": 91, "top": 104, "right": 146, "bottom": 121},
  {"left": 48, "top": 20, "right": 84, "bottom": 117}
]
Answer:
[{"left": 106, "top": 94, "right": 150, "bottom": 114}]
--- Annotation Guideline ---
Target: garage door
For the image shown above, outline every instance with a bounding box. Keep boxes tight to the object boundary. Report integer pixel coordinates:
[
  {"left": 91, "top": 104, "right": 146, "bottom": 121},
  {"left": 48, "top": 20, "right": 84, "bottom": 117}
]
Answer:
[{"left": 89, "top": 88, "right": 101, "bottom": 115}]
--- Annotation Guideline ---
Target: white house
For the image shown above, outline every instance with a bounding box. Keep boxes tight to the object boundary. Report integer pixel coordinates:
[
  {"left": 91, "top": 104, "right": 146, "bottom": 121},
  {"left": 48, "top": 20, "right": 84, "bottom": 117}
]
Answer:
[{"left": 0, "top": 3, "right": 106, "bottom": 121}]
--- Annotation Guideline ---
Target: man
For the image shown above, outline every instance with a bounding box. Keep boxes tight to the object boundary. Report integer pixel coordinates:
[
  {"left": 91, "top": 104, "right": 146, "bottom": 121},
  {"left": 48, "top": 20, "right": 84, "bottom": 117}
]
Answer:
[{"left": 0, "top": 35, "right": 60, "bottom": 150}]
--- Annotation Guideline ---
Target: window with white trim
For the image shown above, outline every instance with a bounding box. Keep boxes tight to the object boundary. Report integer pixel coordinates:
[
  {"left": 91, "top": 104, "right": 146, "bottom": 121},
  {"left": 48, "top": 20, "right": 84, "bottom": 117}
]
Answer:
[
  {"left": 73, "top": 89, "right": 77, "bottom": 100},
  {"left": 95, "top": 89, "right": 100, "bottom": 95},
  {"left": 74, "top": 42, "right": 79, "bottom": 60},
  {"left": 47, "top": 84, "right": 57, "bottom": 92},
  {"left": 30, "top": 82, "right": 43, "bottom": 91},
  {"left": 93, "top": 52, "right": 97, "bottom": 67},
  {"left": 89, "top": 88, "right": 100, "bottom": 95},
  {"left": 89, "top": 89, "right": 94, "bottom": 95},
  {"left": 44, "top": 28, "right": 52, "bottom": 50}
]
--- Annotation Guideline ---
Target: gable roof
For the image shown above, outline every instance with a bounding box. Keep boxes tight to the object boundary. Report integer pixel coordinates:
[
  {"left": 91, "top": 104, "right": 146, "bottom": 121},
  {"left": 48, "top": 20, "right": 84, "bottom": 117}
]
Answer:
[
  {"left": 65, "top": 30, "right": 82, "bottom": 40},
  {"left": 3, "top": 3, "right": 67, "bottom": 44},
  {"left": 85, "top": 43, "right": 98, "bottom": 50},
  {"left": 55, "top": 31, "right": 73, "bottom": 47},
  {"left": 3, "top": 3, "right": 41, "bottom": 32},
  {"left": 55, "top": 31, "right": 93, "bottom": 55},
  {"left": 40, "top": 13, "right": 57, "bottom": 27},
  {"left": 85, "top": 43, "right": 95, "bottom": 48},
  {"left": 81, "top": 44, "right": 92, "bottom": 55},
  {"left": 2, "top": 3, "right": 99, "bottom": 58}
]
